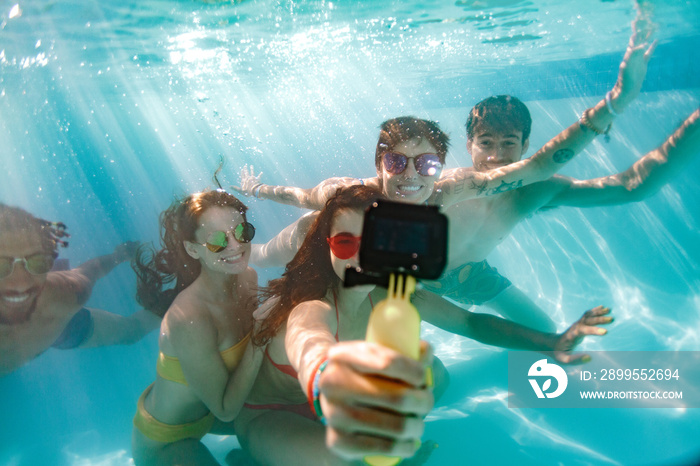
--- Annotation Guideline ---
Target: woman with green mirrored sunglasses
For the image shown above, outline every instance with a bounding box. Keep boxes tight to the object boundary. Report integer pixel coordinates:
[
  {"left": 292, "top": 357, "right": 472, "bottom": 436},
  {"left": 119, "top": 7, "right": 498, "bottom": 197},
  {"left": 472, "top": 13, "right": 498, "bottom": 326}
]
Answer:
[{"left": 132, "top": 189, "right": 263, "bottom": 465}]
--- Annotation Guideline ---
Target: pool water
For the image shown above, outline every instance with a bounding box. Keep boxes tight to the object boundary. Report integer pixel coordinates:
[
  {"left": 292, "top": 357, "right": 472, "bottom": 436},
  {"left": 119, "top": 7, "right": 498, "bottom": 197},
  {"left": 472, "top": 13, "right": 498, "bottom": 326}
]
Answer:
[{"left": 1, "top": 0, "right": 699, "bottom": 464}]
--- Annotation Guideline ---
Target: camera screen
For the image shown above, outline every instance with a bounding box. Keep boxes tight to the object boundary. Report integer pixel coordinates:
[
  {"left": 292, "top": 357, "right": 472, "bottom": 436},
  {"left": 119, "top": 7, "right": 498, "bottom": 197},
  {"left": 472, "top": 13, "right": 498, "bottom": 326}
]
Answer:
[{"left": 373, "top": 217, "right": 430, "bottom": 255}]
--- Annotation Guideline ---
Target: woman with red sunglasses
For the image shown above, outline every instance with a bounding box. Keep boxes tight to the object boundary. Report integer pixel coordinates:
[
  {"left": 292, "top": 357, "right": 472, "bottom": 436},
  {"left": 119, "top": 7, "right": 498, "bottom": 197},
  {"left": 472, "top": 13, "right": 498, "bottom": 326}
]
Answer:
[
  {"left": 236, "top": 184, "right": 436, "bottom": 465},
  {"left": 131, "top": 189, "right": 263, "bottom": 465},
  {"left": 237, "top": 184, "right": 613, "bottom": 465}
]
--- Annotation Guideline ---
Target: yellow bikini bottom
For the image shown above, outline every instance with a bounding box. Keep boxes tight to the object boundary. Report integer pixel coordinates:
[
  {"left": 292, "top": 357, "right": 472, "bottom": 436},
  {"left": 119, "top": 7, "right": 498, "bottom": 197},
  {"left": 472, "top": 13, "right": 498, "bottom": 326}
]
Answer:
[{"left": 133, "top": 384, "right": 215, "bottom": 443}]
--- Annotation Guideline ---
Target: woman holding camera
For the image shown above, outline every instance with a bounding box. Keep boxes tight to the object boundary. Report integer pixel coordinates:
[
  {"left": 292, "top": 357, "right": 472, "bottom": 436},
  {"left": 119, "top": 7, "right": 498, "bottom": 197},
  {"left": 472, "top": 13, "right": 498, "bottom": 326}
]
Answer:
[
  {"left": 237, "top": 185, "right": 435, "bottom": 465},
  {"left": 238, "top": 185, "right": 613, "bottom": 465}
]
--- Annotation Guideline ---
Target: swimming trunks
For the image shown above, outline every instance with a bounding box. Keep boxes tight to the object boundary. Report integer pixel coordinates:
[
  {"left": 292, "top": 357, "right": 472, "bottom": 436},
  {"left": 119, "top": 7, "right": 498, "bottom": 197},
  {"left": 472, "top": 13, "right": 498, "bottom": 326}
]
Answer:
[
  {"left": 421, "top": 260, "right": 512, "bottom": 306},
  {"left": 133, "top": 384, "right": 215, "bottom": 443},
  {"left": 157, "top": 333, "right": 251, "bottom": 385},
  {"left": 52, "top": 307, "right": 94, "bottom": 349}
]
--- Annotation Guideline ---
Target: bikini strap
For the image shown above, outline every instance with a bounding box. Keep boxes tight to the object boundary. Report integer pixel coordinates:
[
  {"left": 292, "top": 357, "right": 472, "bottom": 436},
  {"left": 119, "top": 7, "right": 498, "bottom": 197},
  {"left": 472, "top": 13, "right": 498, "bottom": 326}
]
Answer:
[
  {"left": 264, "top": 345, "right": 298, "bottom": 379},
  {"left": 332, "top": 290, "right": 340, "bottom": 341}
]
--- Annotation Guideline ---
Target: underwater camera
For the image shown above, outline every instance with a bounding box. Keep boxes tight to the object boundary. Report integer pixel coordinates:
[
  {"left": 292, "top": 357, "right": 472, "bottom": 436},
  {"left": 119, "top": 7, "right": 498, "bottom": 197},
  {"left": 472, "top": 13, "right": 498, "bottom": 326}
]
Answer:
[{"left": 344, "top": 199, "right": 448, "bottom": 288}]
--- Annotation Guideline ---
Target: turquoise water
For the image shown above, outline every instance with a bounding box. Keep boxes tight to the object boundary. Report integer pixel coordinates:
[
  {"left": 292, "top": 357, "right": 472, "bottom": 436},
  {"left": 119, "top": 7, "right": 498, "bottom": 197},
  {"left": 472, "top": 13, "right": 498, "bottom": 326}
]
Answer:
[{"left": 1, "top": 0, "right": 699, "bottom": 464}]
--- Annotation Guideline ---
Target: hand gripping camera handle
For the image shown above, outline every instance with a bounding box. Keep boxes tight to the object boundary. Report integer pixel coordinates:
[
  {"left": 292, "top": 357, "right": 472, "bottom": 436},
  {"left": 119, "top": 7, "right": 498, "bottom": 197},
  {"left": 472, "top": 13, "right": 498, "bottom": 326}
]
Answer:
[{"left": 364, "top": 274, "right": 421, "bottom": 466}]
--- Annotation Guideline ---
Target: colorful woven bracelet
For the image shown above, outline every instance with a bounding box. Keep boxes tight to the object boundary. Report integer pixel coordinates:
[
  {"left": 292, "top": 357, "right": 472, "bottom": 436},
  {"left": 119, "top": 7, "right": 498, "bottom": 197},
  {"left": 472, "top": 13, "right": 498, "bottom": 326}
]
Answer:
[{"left": 307, "top": 359, "right": 329, "bottom": 425}]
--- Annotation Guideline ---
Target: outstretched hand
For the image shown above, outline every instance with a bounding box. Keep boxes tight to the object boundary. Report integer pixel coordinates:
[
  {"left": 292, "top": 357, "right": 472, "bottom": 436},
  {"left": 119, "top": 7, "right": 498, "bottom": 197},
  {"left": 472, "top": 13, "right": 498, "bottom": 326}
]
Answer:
[
  {"left": 611, "top": 11, "right": 657, "bottom": 111},
  {"left": 553, "top": 305, "right": 613, "bottom": 364},
  {"left": 230, "top": 165, "right": 263, "bottom": 197},
  {"left": 113, "top": 241, "right": 141, "bottom": 262},
  {"left": 319, "top": 340, "right": 435, "bottom": 461}
]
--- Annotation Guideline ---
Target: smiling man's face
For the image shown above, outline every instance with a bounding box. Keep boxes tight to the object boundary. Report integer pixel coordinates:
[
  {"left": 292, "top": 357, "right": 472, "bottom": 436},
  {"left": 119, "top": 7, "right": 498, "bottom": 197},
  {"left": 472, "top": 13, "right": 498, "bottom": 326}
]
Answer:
[{"left": 0, "top": 229, "right": 49, "bottom": 325}]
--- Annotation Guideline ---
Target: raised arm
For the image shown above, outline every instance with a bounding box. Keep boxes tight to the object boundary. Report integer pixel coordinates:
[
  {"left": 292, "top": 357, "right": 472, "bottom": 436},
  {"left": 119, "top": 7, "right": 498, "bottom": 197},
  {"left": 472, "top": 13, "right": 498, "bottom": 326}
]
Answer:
[
  {"left": 55, "top": 241, "right": 140, "bottom": 306},
  {"left": 73, "top": 241, "right": 139, "bottom": 285},
  {"left": 415, "top": 289, "right": 612, "bottom": 363},
  {"left": 548, "top": 107, "right": 700, "bottom": 207},
  {"left": 251, "top": 211, "right": 319, "bottom": 268},
  {"left": 285, "top": 300, "right": 339, "bottom": 393},
  {"left": 435, "top": 16, "right": 656, "bottom": 208},
  {"left": 231, "top": 165, "right": 362, "bottom": 211}
]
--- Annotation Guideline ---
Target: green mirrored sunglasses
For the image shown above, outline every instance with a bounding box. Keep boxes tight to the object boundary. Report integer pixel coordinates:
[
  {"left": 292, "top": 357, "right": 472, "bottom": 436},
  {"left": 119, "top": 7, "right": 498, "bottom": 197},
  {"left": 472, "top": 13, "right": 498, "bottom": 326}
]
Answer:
[
  {"left": 201, "top": 222, "right": 256, "bottom": 253},
  {"left": 0, "top": 253, "right": 58, "bottom": 279}
]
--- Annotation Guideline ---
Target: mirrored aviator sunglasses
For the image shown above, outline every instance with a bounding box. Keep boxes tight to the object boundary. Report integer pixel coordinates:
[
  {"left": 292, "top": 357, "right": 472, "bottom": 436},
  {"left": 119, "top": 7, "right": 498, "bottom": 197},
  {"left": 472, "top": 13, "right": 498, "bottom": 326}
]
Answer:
[
  {"left": 204, "top": 222, "right": 256, "bottom": 253},
  {"left": 0, "top": 253, "right": 57, "bottom": 279},
  {"left": 382, "top": 152, "right": 442, "bottom": 176}
]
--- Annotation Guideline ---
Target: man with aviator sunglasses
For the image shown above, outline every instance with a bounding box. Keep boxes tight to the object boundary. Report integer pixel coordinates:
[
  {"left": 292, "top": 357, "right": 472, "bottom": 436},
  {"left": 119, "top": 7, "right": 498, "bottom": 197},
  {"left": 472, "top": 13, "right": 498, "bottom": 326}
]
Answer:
[
  {"left": 0, "top": 204, "right": 161, "bottom": 375},
  {"left": 233, "top": 21, "right": 668, "bottom": 333}
]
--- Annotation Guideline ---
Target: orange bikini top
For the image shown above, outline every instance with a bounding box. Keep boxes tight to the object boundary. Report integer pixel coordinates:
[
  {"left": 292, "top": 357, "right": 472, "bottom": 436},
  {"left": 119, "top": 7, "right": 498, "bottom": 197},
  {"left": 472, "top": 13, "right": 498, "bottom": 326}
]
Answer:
[{"left": 156, "top": 333, "right": 250, "bottom": 385}]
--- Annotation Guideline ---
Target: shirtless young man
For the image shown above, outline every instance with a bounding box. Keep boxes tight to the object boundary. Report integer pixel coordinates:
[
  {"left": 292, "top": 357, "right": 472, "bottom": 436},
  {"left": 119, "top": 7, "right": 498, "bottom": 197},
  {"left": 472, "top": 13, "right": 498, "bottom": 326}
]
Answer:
[
  {"left": 424, "top": 97, "right": 699, "bottom": 317},
  {"left": 232, "top": 25, "right": 657, "bottom": 332},
  {"left": 0, "top": 204, "right": 161, "bottom": 375}
]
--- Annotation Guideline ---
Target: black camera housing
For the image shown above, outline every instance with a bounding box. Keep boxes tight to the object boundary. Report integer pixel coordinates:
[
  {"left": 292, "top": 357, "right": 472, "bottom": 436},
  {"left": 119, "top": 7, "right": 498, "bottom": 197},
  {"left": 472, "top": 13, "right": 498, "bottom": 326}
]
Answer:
[{"left": 344, "top": 200, "right": 448, "bottom": 288}]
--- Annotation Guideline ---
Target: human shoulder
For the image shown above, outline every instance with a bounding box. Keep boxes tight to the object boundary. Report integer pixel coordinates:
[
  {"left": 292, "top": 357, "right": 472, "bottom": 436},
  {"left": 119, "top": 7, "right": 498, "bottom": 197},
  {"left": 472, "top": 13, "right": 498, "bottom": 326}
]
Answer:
[
  {"left": 288, "top": 299, "right": 333, "bottom": 325},
  {"left": 164, "top": 291, "right": 216, "bottom": 343},
  {"left": 361, "top": 177, "right": 382, "bottom": 189},
  {"left": 242, "top": 267, "right": 258, "bottom": 290},
  {"left": 291, "top": 298, "right": 332, "bottom": 314},
  {"left": 43, "top": 270, "right": 92, "bottom": 308}
]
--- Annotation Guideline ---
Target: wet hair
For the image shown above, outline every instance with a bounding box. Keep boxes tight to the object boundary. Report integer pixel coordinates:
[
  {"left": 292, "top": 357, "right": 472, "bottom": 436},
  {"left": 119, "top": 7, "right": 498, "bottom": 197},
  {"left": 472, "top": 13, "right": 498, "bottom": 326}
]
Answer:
[
  {"left": 133, "top": 190, "right": 248, "bottom": 317},
  {"left": 466, "top": 95, "right": 532, "bottom": 142},
  {"left": 0, "top": 203, "right": 68, "bottom": 254},
  {"left": 375, "top": 116, "right": 450, "bottom": 172},
  {"left": 253, "top": 185, "right": 384, "bottom": 347}
]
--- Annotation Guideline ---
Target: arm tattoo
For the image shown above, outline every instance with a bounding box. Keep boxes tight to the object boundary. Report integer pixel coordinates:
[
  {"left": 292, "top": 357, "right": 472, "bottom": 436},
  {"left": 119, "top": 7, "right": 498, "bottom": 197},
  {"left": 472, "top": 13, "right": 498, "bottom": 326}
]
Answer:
[
  {"left": 442, "top": 174, "right": 488, "bottom": 199},
  {"left": 278, "top": 189, "right": 299, "bottom": 204},
  {"left": 468, "top": 177, "right": 488, "bottom": 196},
  {"left": 553, "top": 148, "right": 575, "bottom": 164},
  {"left": 486, "top": 179, "right": 523, "bottom": 196}
]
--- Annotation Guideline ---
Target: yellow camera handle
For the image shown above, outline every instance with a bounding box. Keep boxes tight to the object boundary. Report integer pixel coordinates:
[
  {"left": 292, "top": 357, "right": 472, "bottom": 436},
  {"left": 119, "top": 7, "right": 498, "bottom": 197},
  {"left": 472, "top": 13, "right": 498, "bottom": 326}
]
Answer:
[{"left": 364, "top": 274, "right": 430, "bottom": 466}]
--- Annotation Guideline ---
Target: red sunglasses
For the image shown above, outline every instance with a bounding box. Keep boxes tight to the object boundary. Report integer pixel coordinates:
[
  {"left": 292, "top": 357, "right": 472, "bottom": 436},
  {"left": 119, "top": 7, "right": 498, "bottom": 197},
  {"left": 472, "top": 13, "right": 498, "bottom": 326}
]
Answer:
[{"left": 327, "top": 232, "right": 361, "bottom": 260}]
